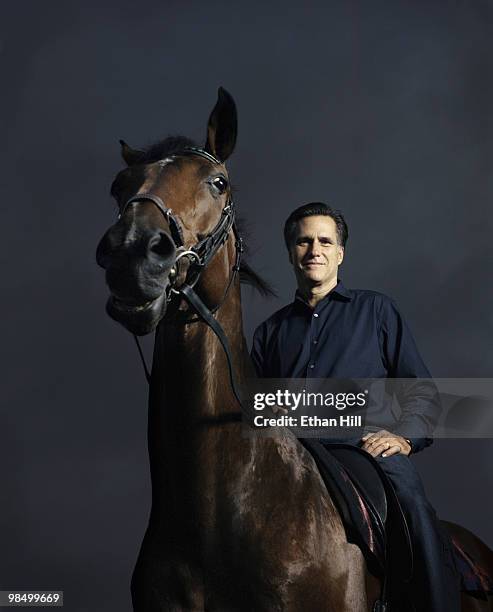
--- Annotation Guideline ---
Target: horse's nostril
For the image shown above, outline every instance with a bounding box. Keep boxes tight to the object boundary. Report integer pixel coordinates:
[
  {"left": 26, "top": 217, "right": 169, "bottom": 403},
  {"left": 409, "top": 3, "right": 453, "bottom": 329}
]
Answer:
[{"left": 147, "top": 230, "right": 175, "bottom": 261}]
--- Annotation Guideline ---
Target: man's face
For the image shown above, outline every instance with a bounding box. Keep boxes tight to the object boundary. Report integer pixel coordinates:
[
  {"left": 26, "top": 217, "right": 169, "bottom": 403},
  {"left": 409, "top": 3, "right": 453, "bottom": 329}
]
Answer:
[{"left": 288, "top": 215, "right": 344, "bottom": 287}]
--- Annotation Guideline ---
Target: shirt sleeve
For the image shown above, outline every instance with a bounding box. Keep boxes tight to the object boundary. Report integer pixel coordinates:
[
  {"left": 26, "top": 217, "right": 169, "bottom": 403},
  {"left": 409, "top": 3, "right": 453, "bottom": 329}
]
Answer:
[
  {"left": 378, "top": 297, "right": 441, "bottom": 453},
  {"left": 250, "top": 323, "right": 267, "bottom": 378}
]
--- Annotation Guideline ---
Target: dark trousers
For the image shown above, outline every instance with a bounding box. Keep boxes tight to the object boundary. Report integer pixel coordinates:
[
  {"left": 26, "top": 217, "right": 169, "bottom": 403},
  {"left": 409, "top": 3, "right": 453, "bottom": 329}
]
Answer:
[
  {"left": 375, "top": 453, "right": 460, "bottom": 611},
  {"left": 322, "top": 440, "right": 461, "bottom": 612}
]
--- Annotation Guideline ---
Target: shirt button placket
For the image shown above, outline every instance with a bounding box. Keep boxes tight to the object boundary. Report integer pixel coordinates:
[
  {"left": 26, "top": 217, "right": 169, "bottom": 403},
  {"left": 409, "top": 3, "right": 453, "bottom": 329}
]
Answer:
[{"left": 309, "top": 311, "right": 319, "bottom": 375}]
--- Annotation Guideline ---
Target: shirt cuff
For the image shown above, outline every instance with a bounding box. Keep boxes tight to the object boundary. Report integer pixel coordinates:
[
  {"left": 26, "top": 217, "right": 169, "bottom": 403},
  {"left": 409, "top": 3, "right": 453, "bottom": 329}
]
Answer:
[{"left": 404, "top": 437, "right": 433, "bottom": 454}]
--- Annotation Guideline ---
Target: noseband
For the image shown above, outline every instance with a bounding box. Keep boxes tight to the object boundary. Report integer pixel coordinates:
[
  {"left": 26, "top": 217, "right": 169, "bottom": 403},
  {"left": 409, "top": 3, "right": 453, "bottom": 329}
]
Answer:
[{"left": 118, "top": 147, "right": 245, "bottom": 411}]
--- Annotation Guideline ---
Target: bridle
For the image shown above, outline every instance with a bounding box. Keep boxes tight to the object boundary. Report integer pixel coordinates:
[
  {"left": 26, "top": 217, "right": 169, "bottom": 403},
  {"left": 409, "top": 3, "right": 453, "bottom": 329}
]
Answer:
[
  {"left": 119, "top": 147, "right": 242, "bottom": 299},
  {"left": 118, "top": 147, "right": 245, "bottom": 411}
]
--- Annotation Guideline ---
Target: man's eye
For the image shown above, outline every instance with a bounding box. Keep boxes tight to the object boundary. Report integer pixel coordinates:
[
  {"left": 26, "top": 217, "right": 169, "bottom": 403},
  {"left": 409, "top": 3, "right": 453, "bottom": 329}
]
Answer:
[{"left": 211, "top": 177, "right": 228, "bottom": 193}]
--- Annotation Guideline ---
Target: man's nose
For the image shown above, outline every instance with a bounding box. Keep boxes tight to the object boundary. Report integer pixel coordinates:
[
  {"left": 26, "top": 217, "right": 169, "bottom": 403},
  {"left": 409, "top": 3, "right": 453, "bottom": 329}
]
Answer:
[{"left": 309, "top": 241, "right": 322, "bottom": 256}]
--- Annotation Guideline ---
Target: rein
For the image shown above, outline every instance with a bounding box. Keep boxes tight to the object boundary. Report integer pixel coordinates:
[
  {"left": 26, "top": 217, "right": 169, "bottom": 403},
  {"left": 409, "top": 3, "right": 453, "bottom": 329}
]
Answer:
[{"left": 120, "top": 147, "right": 246, "bottom": 413}]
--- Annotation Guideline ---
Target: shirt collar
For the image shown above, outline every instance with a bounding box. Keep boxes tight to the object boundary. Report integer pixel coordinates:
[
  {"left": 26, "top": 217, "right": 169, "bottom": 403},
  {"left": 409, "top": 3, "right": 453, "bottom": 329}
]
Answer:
[{"left": 294, "top": 279, "right": 352, "bottom": 309}]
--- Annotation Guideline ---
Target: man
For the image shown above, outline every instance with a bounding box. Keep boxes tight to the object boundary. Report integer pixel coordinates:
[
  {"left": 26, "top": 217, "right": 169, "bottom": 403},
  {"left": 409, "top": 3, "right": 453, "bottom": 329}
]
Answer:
[{"left": 250, "top": 202, "right": 460, "bottom": 611}]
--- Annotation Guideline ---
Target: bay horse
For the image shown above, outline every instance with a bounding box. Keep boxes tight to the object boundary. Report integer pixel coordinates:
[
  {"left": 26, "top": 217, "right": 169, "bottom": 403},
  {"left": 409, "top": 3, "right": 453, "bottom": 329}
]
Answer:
[{"left": 96, "top": 88, "right": 493, "bottom": 611}]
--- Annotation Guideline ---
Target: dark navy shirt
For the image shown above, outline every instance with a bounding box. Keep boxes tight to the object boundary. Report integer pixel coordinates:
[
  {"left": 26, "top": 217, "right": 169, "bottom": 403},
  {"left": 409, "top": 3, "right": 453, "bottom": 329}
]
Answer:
[{"left": 250, "top": 280, "right": 440, "bottom": 453}]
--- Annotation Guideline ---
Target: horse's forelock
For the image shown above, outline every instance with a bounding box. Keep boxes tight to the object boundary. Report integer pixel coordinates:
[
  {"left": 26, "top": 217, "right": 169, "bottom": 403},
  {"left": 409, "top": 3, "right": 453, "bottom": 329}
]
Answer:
[{"left": 140, "top": 135, "right": 198, "bottom": 163}]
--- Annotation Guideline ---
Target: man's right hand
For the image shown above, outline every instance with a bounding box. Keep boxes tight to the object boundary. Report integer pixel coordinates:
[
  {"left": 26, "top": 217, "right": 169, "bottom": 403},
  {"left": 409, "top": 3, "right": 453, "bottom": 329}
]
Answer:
[{"left": 361, "top": 430, "right": 412, "bottom": 457}]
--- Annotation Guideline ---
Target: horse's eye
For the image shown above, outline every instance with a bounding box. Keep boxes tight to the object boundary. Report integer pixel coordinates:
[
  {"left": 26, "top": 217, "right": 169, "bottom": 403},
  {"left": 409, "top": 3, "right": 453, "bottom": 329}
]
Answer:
[{"left": 211, "top": 177, "right": 228, "bottom": 193}]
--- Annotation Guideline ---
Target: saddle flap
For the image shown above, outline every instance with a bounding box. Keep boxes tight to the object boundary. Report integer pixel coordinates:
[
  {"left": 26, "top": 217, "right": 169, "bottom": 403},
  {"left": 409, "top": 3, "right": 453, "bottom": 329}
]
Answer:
[
  {"left": 300, "top": 440, "right": 413, "bottom": 591},
  {"left": 329, "top": 445, "right": 387, "bottom": 524}
]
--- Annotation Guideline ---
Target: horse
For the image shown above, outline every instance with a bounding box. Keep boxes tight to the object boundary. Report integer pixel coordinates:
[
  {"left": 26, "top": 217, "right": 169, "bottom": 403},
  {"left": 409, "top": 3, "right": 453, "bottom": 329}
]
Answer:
[{"left": 96, "top": 88, "right": 493, "bottom": 611}]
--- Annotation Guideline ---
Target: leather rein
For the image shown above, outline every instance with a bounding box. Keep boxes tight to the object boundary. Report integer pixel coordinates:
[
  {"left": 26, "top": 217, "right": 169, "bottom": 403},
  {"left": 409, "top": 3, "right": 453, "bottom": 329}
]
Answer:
[{"left": 119, "top": 147, "right": 245, "bottom": 412}]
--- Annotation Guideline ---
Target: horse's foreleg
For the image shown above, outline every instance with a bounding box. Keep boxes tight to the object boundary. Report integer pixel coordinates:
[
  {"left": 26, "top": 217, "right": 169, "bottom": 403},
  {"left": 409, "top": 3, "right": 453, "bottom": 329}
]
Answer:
[
  {"left": 284, "top": 541, "right": 379, "bottom": 612},
  {"left": 344, "top": 543, "right": 381, "bottom": 612},
  {"left": 131, "top": 553, "right": 204, "bottom": 612}
]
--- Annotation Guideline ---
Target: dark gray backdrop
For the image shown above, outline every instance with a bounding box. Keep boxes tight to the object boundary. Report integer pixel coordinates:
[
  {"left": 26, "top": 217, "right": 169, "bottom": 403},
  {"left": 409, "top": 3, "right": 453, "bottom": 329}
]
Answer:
[{"left": 2, "top": 1, "right": 492, "bottom": 610}]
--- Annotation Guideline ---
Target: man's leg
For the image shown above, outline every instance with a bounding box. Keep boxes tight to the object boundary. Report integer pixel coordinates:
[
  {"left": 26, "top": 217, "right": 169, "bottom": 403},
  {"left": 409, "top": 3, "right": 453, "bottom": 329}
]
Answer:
[{"left": 375, "top": 454, "right": 461, "bottom": 612}]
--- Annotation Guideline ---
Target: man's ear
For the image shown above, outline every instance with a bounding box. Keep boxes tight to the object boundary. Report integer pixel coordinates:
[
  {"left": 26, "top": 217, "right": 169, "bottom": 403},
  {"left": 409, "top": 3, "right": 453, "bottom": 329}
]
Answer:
[
  {"left": 288, "top": 249, "right": 293, "bottom": 265},
  {"left": 337, "top": 246, "right": 345, "bottom": 265},
  {"left": 204, "top": 87, "right": 237, "bottom": 162},
  {"left": 120, "top": 140, "right": 145, "bottom": 166}
]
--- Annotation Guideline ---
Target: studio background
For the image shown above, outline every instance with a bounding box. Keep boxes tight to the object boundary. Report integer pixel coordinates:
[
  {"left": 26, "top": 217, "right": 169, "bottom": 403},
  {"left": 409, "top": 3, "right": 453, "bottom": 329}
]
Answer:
[{"left": 2, "top": 1, "right": 492, "bottom": 610}]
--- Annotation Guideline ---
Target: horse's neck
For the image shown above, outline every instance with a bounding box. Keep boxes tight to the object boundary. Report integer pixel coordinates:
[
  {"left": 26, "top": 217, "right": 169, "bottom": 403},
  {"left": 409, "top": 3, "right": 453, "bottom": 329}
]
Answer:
[
  {"left": 146, "top": 256, "right": 331, "bottom": 532},
  {"left": 151, "top": 275, "right": 247, "bottom": 428},
  {"left": 147, "top": 266, "right": 254, "bottom": 512}
]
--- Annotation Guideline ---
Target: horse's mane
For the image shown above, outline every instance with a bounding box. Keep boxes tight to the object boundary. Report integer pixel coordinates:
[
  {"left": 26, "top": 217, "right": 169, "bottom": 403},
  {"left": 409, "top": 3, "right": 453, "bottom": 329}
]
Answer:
[
  {"left": 128, "top": 135, "right": 277, "bottom": 298},
  {"left": 235, "top": 217, "right": 277, "bottom": 298}
]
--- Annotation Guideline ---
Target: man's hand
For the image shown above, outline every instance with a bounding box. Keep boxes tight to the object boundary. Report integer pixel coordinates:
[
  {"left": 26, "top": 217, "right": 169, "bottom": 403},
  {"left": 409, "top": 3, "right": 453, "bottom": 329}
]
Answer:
[
  {"left": 361, "top": 430, "right": 411, "bottom": 457},
  {"left": 271, "top": 405, "right": 288, "bottom": 416}
]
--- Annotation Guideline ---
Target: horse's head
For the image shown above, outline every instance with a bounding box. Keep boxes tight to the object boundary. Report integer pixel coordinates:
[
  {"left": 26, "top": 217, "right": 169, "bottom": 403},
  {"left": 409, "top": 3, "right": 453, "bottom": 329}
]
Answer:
[{"left": 96, "top": 88, "right": 237, "bottom": 335}]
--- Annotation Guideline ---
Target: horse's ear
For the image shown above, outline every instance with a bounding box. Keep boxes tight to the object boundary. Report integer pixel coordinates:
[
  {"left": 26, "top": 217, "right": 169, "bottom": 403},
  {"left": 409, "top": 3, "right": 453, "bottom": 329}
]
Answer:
[
  {"left": 120, "top": 139, "right": 145, "bottom": 166},
  {"left": 204, "top": 87, "right": 237, "bottom": 162}
]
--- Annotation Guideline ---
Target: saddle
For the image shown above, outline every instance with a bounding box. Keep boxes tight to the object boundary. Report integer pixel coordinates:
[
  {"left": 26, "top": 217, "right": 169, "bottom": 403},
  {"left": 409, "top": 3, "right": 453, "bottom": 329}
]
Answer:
[
  {"left": 300, "top": 440, "right": 493, "bottom": 604},
  {"left": 300, "top": 439, "right": 412, "bottom": 600}
]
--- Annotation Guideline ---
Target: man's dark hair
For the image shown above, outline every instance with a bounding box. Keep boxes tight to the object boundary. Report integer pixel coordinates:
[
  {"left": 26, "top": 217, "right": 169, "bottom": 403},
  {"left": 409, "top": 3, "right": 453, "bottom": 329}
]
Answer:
[{"left": 283, "top": 202, "right": 348, "bottom": 250}]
